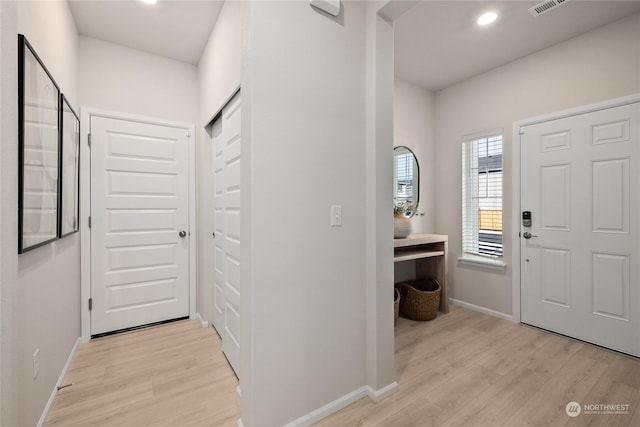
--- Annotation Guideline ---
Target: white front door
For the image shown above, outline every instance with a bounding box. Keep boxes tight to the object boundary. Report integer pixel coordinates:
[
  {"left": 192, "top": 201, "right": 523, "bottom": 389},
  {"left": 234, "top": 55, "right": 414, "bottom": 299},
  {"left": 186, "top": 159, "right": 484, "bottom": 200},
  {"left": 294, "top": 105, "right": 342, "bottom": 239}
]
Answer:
[
  {"left": 520, "top": 101, "right": 639, "bottom": 356},
  {"left": 212, "top": 92, "right": 242, "bottom": 376},
  {"left": 90, "top": 115, "right": 191, "bottom": 336}
]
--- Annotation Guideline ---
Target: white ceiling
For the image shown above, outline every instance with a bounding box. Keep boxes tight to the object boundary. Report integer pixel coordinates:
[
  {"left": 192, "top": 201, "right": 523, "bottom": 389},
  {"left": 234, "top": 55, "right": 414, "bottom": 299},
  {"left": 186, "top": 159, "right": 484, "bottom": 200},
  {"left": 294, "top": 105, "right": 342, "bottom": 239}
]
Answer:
[
  {"left": 395, "top": 0, "right": 640, "bottom": 92},
  {"left": 68, "top": 1, "right": 640, "bottom": 79},
  {"left": 68, "top": 0, "right": 224, "bottom": 65}
]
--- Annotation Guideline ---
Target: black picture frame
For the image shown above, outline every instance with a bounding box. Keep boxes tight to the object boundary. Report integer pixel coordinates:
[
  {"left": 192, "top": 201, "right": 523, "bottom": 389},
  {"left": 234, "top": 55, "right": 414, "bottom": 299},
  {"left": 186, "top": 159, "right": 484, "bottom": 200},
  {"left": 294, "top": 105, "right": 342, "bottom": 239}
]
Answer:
[
  {"left": 58, "top": 94, "right": 80, "bottom": 237},
  {"left": 18, "top": 34, "right": 61, "bottom": 253}
]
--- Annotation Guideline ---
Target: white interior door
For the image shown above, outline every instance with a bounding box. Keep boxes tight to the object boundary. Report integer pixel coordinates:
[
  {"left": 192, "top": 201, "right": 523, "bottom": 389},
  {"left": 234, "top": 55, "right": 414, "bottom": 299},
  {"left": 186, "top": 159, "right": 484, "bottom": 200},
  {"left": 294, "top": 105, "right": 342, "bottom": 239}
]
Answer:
[
  {"left": 520, "top": 101, "right": 639, "bottom": 356},
  {"left": 212, "top": 92, "right": 241, "bottom": 376},
  {"left": 90, "top": 115, "right": 191, "bottom": 336}
]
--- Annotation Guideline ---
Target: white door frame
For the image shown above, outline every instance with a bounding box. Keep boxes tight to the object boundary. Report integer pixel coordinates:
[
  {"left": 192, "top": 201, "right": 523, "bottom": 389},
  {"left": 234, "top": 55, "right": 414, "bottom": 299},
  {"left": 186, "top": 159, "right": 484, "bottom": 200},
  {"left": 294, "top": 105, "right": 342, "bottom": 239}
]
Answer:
[
  {"left": 80, "top": 107, "right": 197, "bottom": 343},
  {"left": 510, "top": 93, "right": 640, "bottom": 323}
]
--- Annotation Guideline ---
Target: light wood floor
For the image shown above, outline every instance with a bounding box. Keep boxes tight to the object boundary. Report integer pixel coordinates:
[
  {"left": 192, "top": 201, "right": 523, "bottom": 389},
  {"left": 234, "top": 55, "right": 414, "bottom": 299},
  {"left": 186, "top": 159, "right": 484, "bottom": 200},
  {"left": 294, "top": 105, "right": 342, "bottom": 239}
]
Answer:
[
  {"left": 46, "top": 320, "right": 240, "bottom": 426},
  {"left": 46, "top": 307, "right": 640, "bottom": 426},
  {"left": 321, "top": 305, "right": 640, "bottom": 426}
]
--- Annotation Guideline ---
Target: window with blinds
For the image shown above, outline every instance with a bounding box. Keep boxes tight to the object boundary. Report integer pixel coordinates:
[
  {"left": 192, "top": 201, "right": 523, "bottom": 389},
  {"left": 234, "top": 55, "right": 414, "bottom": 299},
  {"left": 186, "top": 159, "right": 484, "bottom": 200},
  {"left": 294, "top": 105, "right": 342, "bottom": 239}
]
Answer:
[
  {"left": 395, "top": 151, "right": 415, "bottom": 206},
  {"left": 462, "top": 132, "right": 503, "bottom": 258}
]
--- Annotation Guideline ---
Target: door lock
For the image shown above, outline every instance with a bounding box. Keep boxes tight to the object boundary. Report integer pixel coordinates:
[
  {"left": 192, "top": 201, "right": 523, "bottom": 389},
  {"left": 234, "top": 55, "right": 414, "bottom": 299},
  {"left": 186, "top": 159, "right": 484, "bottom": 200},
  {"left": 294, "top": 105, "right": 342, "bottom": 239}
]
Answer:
[
  {"left": 179, "top": 230, "right": 187, "bottom": 238},
  {"left": 523, "top": 232, "right": 538, "bottom": 239}
]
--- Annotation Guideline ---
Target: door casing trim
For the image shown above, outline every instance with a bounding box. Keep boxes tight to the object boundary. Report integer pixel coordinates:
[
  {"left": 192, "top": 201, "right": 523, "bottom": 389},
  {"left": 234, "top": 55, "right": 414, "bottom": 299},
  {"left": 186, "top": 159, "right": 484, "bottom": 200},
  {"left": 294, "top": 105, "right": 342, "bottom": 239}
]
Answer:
[
  {"left": 510, "top": 93, "right": 640, "bottom": 324},
  {"left": 80, "top": 107, "right": 197, "bottom": 342}
]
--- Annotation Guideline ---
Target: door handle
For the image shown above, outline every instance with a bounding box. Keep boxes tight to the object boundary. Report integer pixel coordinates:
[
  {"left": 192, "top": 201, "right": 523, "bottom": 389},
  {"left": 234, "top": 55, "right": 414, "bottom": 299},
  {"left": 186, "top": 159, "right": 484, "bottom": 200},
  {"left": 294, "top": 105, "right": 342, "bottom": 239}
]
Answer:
[
  {"left": 179, "top": 230, "right": 187, "bottom": 238},
  {"left": 523, "top": 232, "right": 538, "bottom": 239}
]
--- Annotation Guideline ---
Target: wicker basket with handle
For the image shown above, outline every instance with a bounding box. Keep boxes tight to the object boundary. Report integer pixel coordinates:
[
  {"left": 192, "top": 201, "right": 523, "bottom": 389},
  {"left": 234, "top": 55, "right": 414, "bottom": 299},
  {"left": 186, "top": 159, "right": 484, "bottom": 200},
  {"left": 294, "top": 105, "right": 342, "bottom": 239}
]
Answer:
[{"left": 395, "top": 279, "right": 441, "bottom": 321}]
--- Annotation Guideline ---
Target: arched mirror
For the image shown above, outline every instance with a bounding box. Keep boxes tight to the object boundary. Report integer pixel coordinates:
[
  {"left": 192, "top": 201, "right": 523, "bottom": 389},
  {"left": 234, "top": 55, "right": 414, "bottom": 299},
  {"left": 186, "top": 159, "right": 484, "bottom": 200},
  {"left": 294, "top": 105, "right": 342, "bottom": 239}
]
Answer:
[{"left": 393, "top": 146, "right": 420, "bottom": 217}]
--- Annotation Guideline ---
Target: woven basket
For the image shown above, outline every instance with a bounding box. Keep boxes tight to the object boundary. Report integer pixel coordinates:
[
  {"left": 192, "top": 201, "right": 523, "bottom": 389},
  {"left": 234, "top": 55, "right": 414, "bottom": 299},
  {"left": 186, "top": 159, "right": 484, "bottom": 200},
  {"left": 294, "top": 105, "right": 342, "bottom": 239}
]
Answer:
[
  {"left": 394, "top": 288, "right": 400, "bottom": 327},
  {"left": 395, "top": 279, "right": 441, "bottom": 321}
]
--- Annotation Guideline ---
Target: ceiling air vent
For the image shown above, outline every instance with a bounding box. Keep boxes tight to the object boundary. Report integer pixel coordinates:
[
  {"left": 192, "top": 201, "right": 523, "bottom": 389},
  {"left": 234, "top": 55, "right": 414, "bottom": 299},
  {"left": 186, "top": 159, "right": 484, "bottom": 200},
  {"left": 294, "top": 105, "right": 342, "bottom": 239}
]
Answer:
[{"left": 529, "top": 0, "right": 570, "bottom": 17}]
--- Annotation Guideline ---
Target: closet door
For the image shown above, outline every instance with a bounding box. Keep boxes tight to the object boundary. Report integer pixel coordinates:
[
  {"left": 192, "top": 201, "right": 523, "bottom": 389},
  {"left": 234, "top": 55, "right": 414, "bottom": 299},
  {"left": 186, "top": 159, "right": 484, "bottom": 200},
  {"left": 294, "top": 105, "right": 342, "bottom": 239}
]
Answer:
[{"left": 212, "top": 92, "right": 242, "bottom": 376}]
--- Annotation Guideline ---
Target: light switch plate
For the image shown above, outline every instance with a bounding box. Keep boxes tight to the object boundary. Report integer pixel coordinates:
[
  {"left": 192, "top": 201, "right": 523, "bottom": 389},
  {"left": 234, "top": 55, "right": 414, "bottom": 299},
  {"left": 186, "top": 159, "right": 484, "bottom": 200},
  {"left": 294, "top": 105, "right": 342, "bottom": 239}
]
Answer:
[{"left": 331, "top": 205, "right": 342, "bottom": 227}]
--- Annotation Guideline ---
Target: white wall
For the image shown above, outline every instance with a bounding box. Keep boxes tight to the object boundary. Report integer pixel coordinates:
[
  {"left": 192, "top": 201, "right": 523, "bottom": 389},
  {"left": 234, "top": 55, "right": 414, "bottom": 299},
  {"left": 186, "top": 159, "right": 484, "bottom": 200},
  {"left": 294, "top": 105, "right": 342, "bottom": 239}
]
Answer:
[
  {"left": 434, "top": 13, "right": 640, "bottom": 316},
  {"left": 394, "top": 77, "right": 435, "bottom": 234},
  {"left": 363, "top": 0, "right": 397, "bottom": 396},
  {"left": 78, "top": 36, "right": 199, "bottom": 123},
  {"left": 196, "top": 0, "right": 241, "bottom": 326},
  {"left": 241, "top": 1, "right": 386, "bottom": 424},
  {"left": 199, "top": 0, "right": 241, "bottom": 126},
  {"left": 0, "top": 1, "right": 79, "bottom": 425},
  {"left": 0, "top": 1, "right": 3, "bottom": 419},
  {"left": 18, "top": 1, "right": 78, "bottom": 106},
  {"left": 0, "top": 3, "right": 18, "bottom": 425}
]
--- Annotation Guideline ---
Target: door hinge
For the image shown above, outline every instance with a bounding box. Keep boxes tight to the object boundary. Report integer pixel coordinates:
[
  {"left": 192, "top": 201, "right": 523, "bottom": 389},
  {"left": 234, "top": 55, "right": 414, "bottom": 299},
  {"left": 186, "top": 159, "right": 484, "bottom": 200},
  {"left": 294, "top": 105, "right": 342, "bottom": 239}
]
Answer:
[
  {"left": 88, "top": 133, "right": 92, "bottom": 147},
  {"left": 88, "top": 298, "right": 93, "bottom": 311},
  {"left": 519, "top": 128, "right": 525, "bottom": 135},
  {"left": 186, "top": 129, "right": 191, "bottom": 137},
  {"left": 88, "top": 216, "right": 91, "bottom": 228}
]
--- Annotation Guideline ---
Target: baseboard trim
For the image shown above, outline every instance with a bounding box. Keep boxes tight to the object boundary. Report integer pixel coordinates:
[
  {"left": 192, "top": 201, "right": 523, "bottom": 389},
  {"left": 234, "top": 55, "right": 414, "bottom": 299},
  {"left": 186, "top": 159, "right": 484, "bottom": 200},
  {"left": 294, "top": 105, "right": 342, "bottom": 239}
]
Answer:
[
  {"left": 195, "top": 312, "right": 209, "bottom": 328},
  {"left": 281, "top": 381, "right": 397, "bottom": 427},
  {"left": 37, "top": 337, "right": 81, "bottom": 427},
  {"left": 366, "top": 381, "right": 398, "bottom": 402},
  {"left": 284, "top": 386, "right": 369, "bottom": 427},
  {"left": 449, "top": 298, "right": 513, "bottom": 322}
]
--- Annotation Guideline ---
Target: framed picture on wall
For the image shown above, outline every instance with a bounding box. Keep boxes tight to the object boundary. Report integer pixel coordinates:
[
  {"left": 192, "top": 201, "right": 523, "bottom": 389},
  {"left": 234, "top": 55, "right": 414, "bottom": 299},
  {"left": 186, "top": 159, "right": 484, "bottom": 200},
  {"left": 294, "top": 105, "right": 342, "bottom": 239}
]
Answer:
[
  {"left": 59, "top": 94, "right": 80, "bottom": 237},
  {"left": 18, "top": 34, "right": 60, "bottom": 253}
]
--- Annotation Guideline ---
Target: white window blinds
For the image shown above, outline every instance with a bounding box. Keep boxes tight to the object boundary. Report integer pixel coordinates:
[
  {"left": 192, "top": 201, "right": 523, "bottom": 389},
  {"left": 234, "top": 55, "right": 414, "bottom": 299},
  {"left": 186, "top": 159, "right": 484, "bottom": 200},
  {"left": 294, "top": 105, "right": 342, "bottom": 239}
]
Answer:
[
  {"left": 462, "top": 132, "right": 503, "bottom": 258},
  {"left": 395, "top": 151, "right": 415, "bottom": 206}
]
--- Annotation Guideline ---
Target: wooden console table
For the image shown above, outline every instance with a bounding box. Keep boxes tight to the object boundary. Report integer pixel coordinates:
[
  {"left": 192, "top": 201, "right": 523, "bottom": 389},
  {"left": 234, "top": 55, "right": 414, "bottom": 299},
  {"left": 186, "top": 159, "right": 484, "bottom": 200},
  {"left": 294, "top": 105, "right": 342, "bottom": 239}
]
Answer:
[{"left": 394, "top": 234, "right": 449, "bottom": 314}]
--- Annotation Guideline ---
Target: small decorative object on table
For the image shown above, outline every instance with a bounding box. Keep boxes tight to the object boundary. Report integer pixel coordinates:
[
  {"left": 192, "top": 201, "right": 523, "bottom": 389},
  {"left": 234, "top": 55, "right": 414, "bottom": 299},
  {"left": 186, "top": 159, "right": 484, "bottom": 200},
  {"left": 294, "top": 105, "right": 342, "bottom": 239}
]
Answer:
[{"left": 393, "top": 203, "right": 413, "bottom": 239}]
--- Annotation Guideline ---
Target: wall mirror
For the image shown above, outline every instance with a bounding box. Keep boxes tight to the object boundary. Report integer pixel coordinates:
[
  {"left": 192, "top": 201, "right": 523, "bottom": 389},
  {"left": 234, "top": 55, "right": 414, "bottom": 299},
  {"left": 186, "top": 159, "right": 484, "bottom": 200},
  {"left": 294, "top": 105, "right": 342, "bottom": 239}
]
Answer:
[{"left": 393, "top": 146, "right": 419, "bottom": 217}]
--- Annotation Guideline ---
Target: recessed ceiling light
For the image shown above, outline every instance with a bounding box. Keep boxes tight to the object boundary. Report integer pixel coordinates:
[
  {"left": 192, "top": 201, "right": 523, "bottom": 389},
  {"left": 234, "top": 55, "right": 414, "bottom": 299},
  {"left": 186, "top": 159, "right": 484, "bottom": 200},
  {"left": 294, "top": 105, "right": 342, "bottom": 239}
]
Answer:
[
  {"left": 141, "top": 0, "right": 157, "bottom": 5},
  {"left": 477, "top": 11, "right": 498, "bottom": 26}
]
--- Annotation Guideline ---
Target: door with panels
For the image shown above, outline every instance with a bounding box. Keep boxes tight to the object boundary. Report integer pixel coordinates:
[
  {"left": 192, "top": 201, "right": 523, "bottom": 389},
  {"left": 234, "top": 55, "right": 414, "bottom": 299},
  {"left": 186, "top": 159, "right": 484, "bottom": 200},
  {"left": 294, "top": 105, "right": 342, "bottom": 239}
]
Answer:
[
  {"left": 520, "top": 101, "right": 639, "bottom": 356},
  {"left": 90, "top": 116, "right": 191, "bottom": 336},
  {"left": 212, "top": 92, "right": 242, "bottom": 376}
]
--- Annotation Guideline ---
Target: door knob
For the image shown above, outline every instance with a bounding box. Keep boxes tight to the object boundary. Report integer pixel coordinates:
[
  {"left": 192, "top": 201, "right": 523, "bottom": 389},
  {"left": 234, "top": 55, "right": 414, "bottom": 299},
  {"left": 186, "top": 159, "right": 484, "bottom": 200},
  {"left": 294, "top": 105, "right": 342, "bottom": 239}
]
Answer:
[
  {"left": 523, "top": 232, "right": 538, "bottom": 239},
  {"left": 179, "top": 230, "right": 187, "bottom": 238}
]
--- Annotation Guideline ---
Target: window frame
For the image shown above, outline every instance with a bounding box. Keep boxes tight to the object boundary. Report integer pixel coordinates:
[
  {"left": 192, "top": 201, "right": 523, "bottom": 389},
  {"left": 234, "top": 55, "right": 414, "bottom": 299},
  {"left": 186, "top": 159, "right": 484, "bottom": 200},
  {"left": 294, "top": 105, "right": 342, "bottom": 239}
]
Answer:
[{"left": 460, "top": 129, "right": 506, "bottom": 270}]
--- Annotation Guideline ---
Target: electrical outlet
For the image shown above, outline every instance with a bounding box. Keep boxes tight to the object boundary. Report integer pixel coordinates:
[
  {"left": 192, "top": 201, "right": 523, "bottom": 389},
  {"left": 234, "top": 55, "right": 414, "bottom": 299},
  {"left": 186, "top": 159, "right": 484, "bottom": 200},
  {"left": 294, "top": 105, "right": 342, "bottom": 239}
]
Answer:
[{"left": 33, "top": 348, "right": 39, "bottom": 379}]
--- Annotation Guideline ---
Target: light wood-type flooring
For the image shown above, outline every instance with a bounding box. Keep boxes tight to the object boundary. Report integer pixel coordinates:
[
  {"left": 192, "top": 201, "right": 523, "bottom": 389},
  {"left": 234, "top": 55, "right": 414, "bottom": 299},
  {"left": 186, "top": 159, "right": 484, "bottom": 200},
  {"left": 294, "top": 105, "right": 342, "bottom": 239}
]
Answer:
[
  {"left": 45, "top": 320, "right": 240, "bottom": 426},
  {"left": 46, "top": 306, "right": 640, "bottom": 426},
  {"left": 321, "top": 305, "right": 640, "bottom": 426}
]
